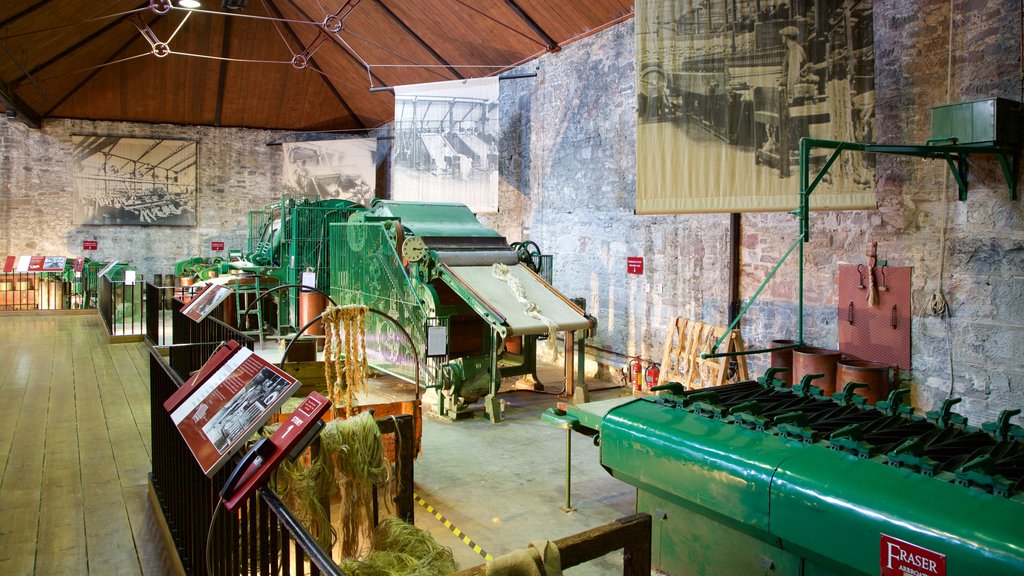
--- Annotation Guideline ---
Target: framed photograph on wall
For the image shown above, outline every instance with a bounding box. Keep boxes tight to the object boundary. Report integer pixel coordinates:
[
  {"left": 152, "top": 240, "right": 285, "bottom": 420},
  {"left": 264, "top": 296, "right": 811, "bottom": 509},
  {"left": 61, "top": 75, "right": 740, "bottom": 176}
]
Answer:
[{"left": 71, "top": 135, "right": 198, "bottom": 226}]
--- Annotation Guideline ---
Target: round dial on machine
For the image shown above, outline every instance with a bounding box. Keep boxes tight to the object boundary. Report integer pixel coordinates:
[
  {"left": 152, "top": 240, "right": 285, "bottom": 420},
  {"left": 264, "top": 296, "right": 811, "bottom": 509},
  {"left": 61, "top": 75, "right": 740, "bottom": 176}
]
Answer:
[{"left": 402, "top": 236, "right": 428, "bottom": 263}]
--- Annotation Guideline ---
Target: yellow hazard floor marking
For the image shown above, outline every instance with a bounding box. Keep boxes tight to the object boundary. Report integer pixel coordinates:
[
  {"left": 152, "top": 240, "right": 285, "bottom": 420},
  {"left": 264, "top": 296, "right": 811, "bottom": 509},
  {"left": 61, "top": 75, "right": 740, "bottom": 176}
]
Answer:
[{"left": 414, "top": 492, "right": 493, "bottom": 561}]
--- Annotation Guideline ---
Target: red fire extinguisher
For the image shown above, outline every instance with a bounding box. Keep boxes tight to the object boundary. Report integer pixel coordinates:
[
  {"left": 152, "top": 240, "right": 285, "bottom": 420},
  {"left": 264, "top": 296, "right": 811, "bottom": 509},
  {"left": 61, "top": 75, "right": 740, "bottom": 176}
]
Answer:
[
  {"left": 628, "top": 357, "right": 644, "bottom": 391},
  {"left": 645, "top": 363, "right": 661, "bottom": 389}
]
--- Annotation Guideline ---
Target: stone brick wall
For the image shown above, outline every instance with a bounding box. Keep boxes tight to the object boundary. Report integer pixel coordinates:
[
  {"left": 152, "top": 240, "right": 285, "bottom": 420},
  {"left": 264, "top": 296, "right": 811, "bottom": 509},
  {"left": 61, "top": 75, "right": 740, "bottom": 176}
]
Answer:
[
  {"left": 0, "top": 118, "right": 285, "bottom": 279},
  {"left": 493, "top": 1, "right": 1023, "bottom": 424}
]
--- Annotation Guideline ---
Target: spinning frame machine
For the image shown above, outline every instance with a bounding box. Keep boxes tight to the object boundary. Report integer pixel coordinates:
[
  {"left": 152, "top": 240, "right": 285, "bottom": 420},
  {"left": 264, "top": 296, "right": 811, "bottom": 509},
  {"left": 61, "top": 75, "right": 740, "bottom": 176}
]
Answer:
[
  {"left": 546, "top": 371, "right": 1024, "bottom": 575},
  {"left": 329, "top": 199, "right": 595, "bottom": 422}
]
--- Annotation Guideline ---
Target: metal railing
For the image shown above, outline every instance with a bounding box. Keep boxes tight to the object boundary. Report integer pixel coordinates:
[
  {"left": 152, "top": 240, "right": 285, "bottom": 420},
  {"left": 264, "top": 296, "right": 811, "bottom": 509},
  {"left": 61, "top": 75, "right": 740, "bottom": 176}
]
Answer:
[
  {"left": 98, "top": 275, "right": 145, "bottom": 337},
  {"left": 170, "top": 297, "right": 254, "bottom": 348},
  {"left": 150, "top": 345, "right": 416, "bottom": 575},
  {"left": 149, "top": 347, "right": 344, "bottom": 576},
  {"left": 146, "top": 281, "right": 200, "bottom": 347},
  {"left": 0, "top": 271, "right": 98, "bottom": 311}
]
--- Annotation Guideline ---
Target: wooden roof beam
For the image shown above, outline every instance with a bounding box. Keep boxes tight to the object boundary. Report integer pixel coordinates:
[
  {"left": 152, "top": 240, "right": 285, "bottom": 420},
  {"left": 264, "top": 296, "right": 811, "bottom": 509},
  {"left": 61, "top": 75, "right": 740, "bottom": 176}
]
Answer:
[
  {"left": 0, "top": 0, "right": 58, "bottom": 31},
  {"left": 270, "top": 0, "right": 366, "bottom": 129},
  {"left": 502, "top": 0, "right": 559, "bottom": 52},
  {"left": 0, "top": 79, "right": 41, "bottom": 127},
  {"left": 9, "top": 12, "right": 136, "bottom": 88},
  {"left": 43, "top": 12, "right": 160, "bottom": 117},
  {"left": 213, "top": 15, "right": 232, "bottom": 126},
  {"left": 372, "top": 0, "right": 463, "bottom": 80}
]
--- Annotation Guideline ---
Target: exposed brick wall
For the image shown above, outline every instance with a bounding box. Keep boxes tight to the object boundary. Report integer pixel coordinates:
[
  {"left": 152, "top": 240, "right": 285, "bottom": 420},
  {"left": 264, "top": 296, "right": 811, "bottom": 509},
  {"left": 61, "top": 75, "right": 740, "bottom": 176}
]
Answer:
[
  {"left": 495, "top": 2, "right": 1023, "bottom": 424},
  {"left": 0, "top": 118, "right": 285, "bottom": 279}
]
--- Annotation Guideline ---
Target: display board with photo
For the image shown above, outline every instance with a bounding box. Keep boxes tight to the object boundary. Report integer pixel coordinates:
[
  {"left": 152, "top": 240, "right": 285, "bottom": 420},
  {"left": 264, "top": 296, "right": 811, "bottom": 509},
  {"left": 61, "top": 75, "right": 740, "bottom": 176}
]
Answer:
[{"left": 282, "top": 138, "right": 378, "bottom": 205}]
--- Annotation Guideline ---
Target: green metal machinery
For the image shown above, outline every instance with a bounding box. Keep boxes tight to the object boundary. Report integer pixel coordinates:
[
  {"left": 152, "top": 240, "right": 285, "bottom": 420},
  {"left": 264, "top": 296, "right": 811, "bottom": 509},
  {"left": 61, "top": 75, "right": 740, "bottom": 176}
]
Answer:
[
  {"left": 545, "top": 372, "right": 1024, "bottom": 575},
  {"left": 329, "top": 199, "right": 595, "bottom": 422},
  {"left": 239, "top": 195, "right": 365, "bottom": 332},
  {"left": 173, "top": 195, "right": 366, "bottom": 332}
]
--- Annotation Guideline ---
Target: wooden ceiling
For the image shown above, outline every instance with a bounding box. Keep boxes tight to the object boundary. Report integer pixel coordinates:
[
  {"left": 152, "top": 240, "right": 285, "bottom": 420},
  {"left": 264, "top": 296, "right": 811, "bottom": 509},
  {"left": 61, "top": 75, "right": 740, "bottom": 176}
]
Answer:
[{"left": 0, "top": 0, "right": 633, "bottom": 131}]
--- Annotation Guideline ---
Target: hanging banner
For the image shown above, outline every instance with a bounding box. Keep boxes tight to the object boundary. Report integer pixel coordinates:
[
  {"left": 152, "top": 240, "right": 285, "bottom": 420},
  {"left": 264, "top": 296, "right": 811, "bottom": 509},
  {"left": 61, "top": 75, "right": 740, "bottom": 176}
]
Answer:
[
  {"left": 282, "top": 138, "right": 377, "bottom": 206},
  {"left": 392, "top": 77, "right": 500, "bottom": 213},
  {"left": 636, "top": 1, "right": 876, "bottom": 214}
]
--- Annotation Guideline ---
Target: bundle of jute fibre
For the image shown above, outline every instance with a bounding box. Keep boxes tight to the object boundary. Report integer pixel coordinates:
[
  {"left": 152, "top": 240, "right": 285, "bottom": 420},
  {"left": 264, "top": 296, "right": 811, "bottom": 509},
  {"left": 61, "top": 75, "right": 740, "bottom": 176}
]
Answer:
[
  {"left": 319, "top": 411, "right": 392, "bottom": 560},
  {"left": 338, "top": 517, "right": 458, "bottom": 576},
  {"left": 322, "top": 304, "right": 369, "bottom": 416}
]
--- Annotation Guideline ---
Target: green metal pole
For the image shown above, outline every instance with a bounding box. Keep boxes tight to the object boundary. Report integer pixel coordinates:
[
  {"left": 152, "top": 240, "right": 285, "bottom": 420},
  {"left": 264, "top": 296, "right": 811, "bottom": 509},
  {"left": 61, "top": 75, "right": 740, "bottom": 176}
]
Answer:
[
  {"left": 561, "top": 427, "right": 575, "bottom": 513},
  {"left": 799, "top": 139, "right": 809, "bottom": 345}
]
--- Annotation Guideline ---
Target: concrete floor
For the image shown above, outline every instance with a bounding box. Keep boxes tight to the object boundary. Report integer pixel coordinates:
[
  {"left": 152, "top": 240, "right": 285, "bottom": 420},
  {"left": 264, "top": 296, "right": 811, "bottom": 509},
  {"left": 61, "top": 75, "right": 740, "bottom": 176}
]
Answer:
[{"left": 410, "top": 375, "right": 638, "bottom": 573}]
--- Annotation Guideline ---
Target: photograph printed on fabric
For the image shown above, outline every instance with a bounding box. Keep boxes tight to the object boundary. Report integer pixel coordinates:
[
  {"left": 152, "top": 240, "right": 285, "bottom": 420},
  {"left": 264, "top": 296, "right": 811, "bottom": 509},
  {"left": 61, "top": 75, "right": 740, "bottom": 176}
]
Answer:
[
  {"left": 636, "top": 0, "right": 876, "bottom": 213},
  {"left": 392, "top": 77, "right": 500, "bottom": 213}
]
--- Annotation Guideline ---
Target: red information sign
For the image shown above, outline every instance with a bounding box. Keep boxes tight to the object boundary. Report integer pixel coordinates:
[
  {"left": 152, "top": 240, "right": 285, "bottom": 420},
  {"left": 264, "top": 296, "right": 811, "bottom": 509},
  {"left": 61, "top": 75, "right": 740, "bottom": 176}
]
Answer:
[
  {"left": 27, "top": 256, "right": 45, "bottom": 271},
  {"left": 211, "top": 241, "right": 225, "bottom": 251},
  {"left": 880, "top": 534, "right": 945, "bottom": 576},
  {"left": 627, "top": 256, "right": 644, "bottom": 275},
  {"left": 82, "top": 240, "right": 98, "bottom": 251}
]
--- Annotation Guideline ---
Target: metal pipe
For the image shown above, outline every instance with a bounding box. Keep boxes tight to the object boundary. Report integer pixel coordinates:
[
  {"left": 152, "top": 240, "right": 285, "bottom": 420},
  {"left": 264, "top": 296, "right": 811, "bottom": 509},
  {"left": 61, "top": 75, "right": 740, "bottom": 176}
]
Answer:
[
  {"left": 561, "top": 427, "right": 574, "bottom": 513},
  {"left": 564, "top": 330, "right": 575, "bottom": 397},
  {"left": 728, "top": 212, "right": 741, "bottom": 324}
]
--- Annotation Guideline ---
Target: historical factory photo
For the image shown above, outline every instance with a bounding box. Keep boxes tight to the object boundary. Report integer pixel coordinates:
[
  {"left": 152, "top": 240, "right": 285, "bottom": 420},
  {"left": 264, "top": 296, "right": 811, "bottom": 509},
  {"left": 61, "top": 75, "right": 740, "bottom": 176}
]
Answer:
[
  {"left": 71, "top": 135, "right": 198, "bottom": 225},
  {"left": 202, "top": 366, "right": 288, "bottom": 454},
  {"left": 392, "top": 77, "right": 500, "bottom": 213},
  {"left": 282, "top": 138, "right": 378, "bottom": 206},
  {"left": 637, "top": 0, "right": 875, "bottom": 213}
]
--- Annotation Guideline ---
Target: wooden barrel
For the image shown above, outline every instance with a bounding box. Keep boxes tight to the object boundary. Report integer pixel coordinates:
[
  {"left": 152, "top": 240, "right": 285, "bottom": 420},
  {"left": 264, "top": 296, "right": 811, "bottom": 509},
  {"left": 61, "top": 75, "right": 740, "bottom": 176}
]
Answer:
[
  {"left": 837, "top": 360, "right": 893, "bottom": 405},
  {"left": 792, "top": 347, "right": 842, "bottom": 395}
]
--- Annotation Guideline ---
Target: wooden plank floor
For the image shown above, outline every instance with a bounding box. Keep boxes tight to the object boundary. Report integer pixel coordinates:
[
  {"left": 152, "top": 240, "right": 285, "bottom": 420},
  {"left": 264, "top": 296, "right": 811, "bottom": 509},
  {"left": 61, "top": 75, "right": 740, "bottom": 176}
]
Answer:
[{"left": 0, "top": 314, "right": 178, "bottom": 576}]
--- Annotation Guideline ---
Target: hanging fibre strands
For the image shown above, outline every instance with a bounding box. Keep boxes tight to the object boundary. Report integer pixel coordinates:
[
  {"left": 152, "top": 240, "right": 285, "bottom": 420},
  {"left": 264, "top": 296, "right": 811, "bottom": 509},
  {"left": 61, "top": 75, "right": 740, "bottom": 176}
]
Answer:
[
  {"left": 322, "top": 304, "right": 370, "bottom": 415},
  {"left": 275, "top": 454, "right": 336, "bottom": 550}
]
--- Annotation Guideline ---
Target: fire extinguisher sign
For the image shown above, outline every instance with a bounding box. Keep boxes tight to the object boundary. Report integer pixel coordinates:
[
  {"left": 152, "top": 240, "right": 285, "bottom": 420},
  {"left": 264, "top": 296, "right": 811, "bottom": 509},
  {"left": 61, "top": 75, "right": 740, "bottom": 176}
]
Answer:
[
  {"left": 627, "top": 257, "right": 644, "bottom": 275},
  {"left": 880, "top": 534, "right": 945, "bottom": 576}
]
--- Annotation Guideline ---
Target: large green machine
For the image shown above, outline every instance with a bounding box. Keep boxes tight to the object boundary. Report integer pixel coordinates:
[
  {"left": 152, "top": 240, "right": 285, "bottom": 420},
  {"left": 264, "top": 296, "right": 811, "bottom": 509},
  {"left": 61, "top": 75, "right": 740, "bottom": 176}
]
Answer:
[
  {"left": 174, "top": 195, "right": 365, "bottom": 333},
  {"left": 546, "top": 372, "right": 1024, "bottom": 575},
  {"left": 329, "top": 199, "right": 595, "bottom": 422}
]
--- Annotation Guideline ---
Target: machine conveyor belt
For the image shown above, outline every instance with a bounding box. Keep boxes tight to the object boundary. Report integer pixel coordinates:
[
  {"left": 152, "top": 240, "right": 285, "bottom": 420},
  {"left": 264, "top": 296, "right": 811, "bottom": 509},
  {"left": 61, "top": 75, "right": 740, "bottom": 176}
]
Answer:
[{"left": 440, "top": 264, "right": 591, "bottom": 337}]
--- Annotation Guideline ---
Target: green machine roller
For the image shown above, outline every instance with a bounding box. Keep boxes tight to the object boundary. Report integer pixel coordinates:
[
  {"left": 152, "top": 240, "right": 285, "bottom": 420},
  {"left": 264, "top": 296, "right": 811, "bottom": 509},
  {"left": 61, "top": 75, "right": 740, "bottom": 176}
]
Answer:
[
  {"left": 329, "top": 199, "right": 595, "bottom": 422},
  {"left": 545, "top": 372, "right": 1024, "bottom": 575}
]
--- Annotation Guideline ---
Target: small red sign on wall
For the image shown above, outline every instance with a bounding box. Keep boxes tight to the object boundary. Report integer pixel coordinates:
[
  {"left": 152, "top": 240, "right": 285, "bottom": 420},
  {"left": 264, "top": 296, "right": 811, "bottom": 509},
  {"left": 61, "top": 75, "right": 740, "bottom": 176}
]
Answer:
[
  {"left": 82, "top": 240, "right": 98, "bottom": 251},
  {"left": 627, "top": 256, "right": 644, "bottom": 275},
  {"left": 880, "top": 534, "right": 945, "bottom": 576},
  {"left": 211, "top": 241, "right": 225, "bottom": 251}
]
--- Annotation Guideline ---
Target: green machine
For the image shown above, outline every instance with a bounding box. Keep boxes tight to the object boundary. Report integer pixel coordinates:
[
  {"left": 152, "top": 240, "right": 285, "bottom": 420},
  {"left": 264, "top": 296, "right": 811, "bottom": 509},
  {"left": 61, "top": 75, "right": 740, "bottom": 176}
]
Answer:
[
  {"left": 329, "top": 199, "right": 595, "bottom": 422},
  {"left": 238, "top": 195, "right": 365, "bottom": 332},
  {"left": 172, "top": 195, "right": 366, "bottom": 333},
  {"left": 545, "top": 372, "right": 1024, "bottom": 575}
]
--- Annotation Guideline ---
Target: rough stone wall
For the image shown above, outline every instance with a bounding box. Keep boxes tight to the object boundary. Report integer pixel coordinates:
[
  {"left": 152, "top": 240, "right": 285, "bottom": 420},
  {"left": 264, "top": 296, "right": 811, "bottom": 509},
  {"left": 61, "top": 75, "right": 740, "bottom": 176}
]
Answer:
[
  {"left": 494, "top": 1, "right": 1023, "bottom": 425},
  {"left": 0, "top": 118, "right": 285, "bottom": 279},
  {"left": 488, "top": 21, "right": 731, "bottom": 374}
]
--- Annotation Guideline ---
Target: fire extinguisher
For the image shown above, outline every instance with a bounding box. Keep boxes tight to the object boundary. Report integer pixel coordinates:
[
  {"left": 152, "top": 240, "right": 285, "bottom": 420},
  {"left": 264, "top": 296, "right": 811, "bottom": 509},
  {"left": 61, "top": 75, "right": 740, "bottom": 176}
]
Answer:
[
  {"left": 628, "top": 357, "right": 644, "bottom": 391},
  {"left": 645, "top": 363, "right": 661, "bottom": 389}
]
